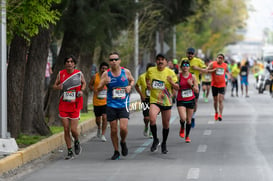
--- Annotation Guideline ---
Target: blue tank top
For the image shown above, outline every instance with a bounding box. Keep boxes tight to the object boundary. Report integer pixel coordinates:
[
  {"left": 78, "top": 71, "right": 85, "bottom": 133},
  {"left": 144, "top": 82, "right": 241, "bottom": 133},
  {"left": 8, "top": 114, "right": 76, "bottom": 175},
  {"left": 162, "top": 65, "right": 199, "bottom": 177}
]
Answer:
[{"left": 107, "top": 67, "right": 129, "bottom": 108}]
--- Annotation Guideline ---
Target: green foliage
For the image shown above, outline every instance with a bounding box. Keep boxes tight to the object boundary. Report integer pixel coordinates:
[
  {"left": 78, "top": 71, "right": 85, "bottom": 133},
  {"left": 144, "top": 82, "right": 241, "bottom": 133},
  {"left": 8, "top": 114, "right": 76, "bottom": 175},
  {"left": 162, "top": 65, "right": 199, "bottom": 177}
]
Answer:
[
  {"left": 7, "top": 0, "right": 61, "bottom": 42},
  {"left": 176, "top": 0, "right": 248, "bottom": 58}
]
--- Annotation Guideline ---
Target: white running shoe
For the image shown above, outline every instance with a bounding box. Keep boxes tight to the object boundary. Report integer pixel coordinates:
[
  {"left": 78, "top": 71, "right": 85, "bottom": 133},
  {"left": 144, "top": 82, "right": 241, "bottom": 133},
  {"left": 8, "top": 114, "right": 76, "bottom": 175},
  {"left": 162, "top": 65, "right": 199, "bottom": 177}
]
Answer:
[{"left": 101, "top": 135, "right": 107, "bottom": 142}]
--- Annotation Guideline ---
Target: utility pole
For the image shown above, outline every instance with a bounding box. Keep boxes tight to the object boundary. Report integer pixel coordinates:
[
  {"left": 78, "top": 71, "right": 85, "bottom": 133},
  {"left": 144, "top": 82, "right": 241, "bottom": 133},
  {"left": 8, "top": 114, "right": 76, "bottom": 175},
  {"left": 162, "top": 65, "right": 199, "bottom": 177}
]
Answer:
[
  {"left": 134, "top": 0, "right": 139, "bottom": 79},
  {"left": 0, "top": 0, "right": 18, "bottom": 154}
]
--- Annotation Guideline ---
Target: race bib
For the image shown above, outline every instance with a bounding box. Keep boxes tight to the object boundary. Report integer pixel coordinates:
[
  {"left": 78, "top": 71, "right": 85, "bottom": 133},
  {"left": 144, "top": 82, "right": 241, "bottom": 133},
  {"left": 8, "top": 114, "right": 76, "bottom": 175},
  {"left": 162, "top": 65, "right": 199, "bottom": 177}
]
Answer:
[
  {"left": 241, "top": 71, "right": 247, "bottom": 76},
  {"left": 181, "top": 89, "right": 193, "bottom": 98},
  {"left": 63, "top": 90, "right": 76, "bottom": 102},
  {"left": 205, "top": 74, "right": 211, "bottom": 80},
  {"left": 152, "top": 80, "right": 165, "bottom": 90},
  {"left": 97, "top": 89, "right": 107, "bottom": 99},
  {"left": 216, "top": 68, "right": 224, "bottom": 75},
  {"left": 112, "top": 87, "right": 126, "bottom": 99},
  {"left": 145, "top": 89, "right": 150, "bottom": 97}
]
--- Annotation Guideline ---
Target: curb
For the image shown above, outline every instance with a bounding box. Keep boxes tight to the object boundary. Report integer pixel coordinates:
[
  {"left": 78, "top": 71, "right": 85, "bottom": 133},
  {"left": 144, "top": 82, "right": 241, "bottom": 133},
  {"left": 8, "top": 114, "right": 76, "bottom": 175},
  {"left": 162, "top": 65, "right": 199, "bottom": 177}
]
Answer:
[{"left": 0, "top": 99, "right": 141, "bottom": 175}]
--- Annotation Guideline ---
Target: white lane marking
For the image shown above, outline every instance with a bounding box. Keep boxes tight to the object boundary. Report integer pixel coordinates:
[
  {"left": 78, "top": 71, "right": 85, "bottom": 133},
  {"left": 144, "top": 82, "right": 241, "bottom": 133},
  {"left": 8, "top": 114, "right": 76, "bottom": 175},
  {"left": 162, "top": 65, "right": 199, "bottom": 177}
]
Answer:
[
  {"left": 197, "top": 144, "right": 207, "bottom": 153},
  {"left": 187, "top": 168, "right": 200, "bottom": 179},
  {"left": 203, "top": 129, "right": 212, "bottom": 136}
]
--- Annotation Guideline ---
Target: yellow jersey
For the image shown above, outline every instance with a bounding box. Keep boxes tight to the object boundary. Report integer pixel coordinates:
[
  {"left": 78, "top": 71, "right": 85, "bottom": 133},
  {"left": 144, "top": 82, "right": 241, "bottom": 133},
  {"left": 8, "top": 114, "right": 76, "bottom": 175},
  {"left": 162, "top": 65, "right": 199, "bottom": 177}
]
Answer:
[
  {"left": 93, "top": 73, "right": 107, "bottom": 106},
  {"left": 136, "top": 72, "right": 150, "bottom": 98},
  {"left": 180, "top": 57, "right": 206, "bottom": 84},
  {"left": 231, "top": 66, "right": 240, "bottom": 78},
  {"left": 146, "top": 67, "right": 177, "bottom": 106}
]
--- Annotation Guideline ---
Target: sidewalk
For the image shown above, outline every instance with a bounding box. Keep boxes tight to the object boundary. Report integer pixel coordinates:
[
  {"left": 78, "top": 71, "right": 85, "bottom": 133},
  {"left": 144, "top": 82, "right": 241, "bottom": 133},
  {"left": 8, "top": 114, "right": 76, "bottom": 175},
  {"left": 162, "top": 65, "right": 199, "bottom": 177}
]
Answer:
[{"left": 0, "top": 93, "right": 141, "bottom": 175}]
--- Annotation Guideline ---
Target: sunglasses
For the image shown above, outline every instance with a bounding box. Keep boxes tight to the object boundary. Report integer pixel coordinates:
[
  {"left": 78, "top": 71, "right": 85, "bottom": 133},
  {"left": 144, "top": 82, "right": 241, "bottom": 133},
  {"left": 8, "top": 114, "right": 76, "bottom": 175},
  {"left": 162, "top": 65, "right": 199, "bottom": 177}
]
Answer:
[
  {"left": 109, "top": 58, "right": 119, "bottom": 62},
  {"left": 187, "top": 52, "right": 194, "bottom": 55},
  {"left": 182, "top": 63, "right": 190, "bottom": 67}
]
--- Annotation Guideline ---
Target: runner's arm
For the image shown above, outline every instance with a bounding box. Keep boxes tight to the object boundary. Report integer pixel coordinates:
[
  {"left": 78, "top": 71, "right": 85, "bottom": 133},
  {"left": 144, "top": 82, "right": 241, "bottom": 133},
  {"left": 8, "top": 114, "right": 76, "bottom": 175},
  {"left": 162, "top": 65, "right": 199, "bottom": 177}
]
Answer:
[
  {"left": 125, "top": 68, "right": 135, "bottom": 93},
  {"left": 53, "top": 72, "right": 62, "bottom": 90},
  {"left": 97, "top": 71, "right": 109, "bottom": 92}
]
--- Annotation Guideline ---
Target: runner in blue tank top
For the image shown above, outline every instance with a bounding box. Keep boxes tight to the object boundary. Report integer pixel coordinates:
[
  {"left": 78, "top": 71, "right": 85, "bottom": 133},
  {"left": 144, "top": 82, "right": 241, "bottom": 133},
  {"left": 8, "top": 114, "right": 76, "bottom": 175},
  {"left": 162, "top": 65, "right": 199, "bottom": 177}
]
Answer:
[
  {"left": 98, "top": 52, "right": 134, "bottom": 160},
  {"left": 107, "top": 67, "right": 130, "bottom": 108}
]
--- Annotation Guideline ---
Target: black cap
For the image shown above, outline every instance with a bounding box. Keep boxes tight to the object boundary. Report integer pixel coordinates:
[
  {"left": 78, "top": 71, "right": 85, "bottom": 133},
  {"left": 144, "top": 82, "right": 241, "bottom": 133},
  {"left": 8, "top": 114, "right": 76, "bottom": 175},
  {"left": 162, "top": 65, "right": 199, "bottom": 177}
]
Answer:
[
  {"left": 156, "top": 53, "right": 167, "bottom": 60},
  {"left": 187, "top": 47, "right": 195, "bottom": 53}
]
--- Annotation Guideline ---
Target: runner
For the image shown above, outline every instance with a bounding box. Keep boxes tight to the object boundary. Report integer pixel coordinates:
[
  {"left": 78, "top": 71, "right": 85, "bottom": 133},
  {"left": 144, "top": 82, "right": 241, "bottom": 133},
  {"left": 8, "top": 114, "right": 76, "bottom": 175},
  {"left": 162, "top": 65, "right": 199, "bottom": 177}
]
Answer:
[
  {"left": 97, "top": 52, "right": 134, "bottom": 160},
  {"left": 89, "top": 62, "right": 109, "bottom": 142},
  {"left": 146, "top": 53, "right": 178, "bottom": 154},
  {"left": 240, "top": 61, "right": 250, "bottom": 97},
  {"left": 53, "top": 55, "right": 86, "bottom": 160},
  {"left": 180, "top": 47, "right": 207, "bottom": 128},
  {"left": 176, "top": 60, "right": 198, "bottom": 143},
  {"left": 201, "top": 58, "right": 211, "bottom": 103},
  {"left": 207, "top": 53, "right": 230, "bottom": 121},
  {"left": 231, "top": 61, "right": 240, "bottom": 97},
  {"left": 135, "top": 62, "right": 155, "bottom": 138}
]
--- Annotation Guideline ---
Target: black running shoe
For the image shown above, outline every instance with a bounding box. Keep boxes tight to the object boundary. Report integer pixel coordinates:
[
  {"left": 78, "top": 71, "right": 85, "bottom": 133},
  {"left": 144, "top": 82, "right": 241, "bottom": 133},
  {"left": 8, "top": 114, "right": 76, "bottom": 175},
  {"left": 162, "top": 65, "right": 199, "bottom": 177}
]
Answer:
[
  {"left": 150, "top": 139, "right": 160, "bottom": 152},
  {"left": 74, "top": 141, "right": 82, "bottom": 155},
  {"left": 161, "top": 143, "right": 168, "bottom": 154},
  {"left": 111, "top": 151, "right": 120, "bottom": 160},
  {"left": 120, "top": 141, "right": 128, "bottom": 156},
  {"left": 65, "top": 151, "right": 74, "bottom": 160}
]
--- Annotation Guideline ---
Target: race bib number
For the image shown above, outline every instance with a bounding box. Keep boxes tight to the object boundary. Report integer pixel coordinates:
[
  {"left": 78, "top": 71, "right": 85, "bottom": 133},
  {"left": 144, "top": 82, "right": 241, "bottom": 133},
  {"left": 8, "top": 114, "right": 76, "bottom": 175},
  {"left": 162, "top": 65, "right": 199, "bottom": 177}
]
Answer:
[
  {"left": 181, "top": 89, "right": 193, "bottom": 98},
  {"left": 112, "top": 88, "right": 126, "bottom": 99},
  {"left": 152, "top": 80, "right": 165, "bottom": 90},
  {"left": 145, "top": 89, "right": 150, "bottom": 97},
  {"left": 97, "top": 89, "right": 107, "bottom": 99},
  {"left": 216, "top": 68, "right": 224, "bottom": 75},
  {"left": 205, "top": 74, "right": 211, "bottom": 80},
  {"left": 63, "top": 90, "right": 76, "bottom": 102},
  {"left": 241, "top": 71, "right": 247, "bottom": 76}
]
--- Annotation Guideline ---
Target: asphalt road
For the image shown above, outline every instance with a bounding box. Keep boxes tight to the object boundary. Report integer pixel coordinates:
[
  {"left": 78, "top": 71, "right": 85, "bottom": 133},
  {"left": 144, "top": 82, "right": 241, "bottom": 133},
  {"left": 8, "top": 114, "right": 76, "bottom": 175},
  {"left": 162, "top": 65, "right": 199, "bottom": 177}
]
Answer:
[{"left": 5, "top": 76, "right": 273, "bottom": 181}]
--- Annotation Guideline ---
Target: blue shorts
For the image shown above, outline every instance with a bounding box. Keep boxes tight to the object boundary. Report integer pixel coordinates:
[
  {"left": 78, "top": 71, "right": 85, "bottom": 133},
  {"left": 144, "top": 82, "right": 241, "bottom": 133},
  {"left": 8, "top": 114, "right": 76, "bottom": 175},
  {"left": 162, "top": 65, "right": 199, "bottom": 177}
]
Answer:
[{"left": 241, "top": 76, "right": 248, "bottom": 86}]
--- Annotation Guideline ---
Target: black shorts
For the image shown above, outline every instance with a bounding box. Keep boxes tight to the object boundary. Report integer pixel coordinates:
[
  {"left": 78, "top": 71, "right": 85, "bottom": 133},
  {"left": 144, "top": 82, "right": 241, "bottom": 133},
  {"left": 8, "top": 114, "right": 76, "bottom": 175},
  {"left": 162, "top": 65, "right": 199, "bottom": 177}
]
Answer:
[
  {"left": 94, "top": 105, "right": 107, "bottom": 117},
  {"left": 212, "top": 86, "right": 225, "bottom": 97},
  {"left": 176, "top": 99, "right": 195, "bottom": 109},
  {"left": 106, "top": 107, "right": 129, "bottom": 122},
  {"left": 142, "top": 99, "right": 150, "bottom": 117},
  {"left": 152, "top": 103, "right": 172, "bottom": 111},
  {"left": 202, "top": 82, "right": 211, "bottom": 86}
]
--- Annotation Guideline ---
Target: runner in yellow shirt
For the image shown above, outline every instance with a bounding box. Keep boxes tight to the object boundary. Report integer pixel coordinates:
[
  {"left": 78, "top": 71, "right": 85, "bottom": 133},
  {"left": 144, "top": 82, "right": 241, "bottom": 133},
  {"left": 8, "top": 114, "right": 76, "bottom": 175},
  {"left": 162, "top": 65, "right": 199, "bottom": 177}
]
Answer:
[
  {"left": 179, "top": 47, "right": 207, "bottom": 128},
  {"left": 201, "top": 59, "right": 212, "bottom": 103},
  {"left": 146, "top": 53, "right": 178, "bottom": 154},
  {"left": 135, "top": 62, "right": 155, "bottom": 138},
  {"left": 89, "top": 62, "right": 109, "bottom": 142},
  {"left": 231, "top": 62, "right": 240, "bottom": 97}
]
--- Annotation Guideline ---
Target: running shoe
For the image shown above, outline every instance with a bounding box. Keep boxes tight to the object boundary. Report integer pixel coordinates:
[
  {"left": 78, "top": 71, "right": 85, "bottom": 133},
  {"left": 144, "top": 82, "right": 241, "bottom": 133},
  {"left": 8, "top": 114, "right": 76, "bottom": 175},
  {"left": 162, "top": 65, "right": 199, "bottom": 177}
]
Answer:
[
  {"left": 101, "top": 135, "right": 107, "bottom": 142},
  {"left": 218, "top": 114, "right": 222, "bottom": 121},
  {"left": 65, "top": 150, "right": 74, "bottom": 160},
  {"left": 74, "top": 141, "right": 82, "bottom": 155},
  {"left": 204, "top": 98, "right": 208, "bottom": 103},
  {"left": 149, "top": 131, "right": 153, "bottom": 138},
  {"left": 185, "top": 137, "right": 191, "bottom": 143},
  {"left": 203, "top": 91, "right": 206, "bottom": 98},
  {"left": 143, "top": 127, "right": 149, "bottom": 137},
  {"left": 150, "top": 139, "right": 160, "bottom": 152},
  {"left": 214, "top": 113, "right": 218, "bottom": 121},
  {"left": 111, "top": 151, "right": 120, "bottom": 160},
  {"left": 120, "top": 141, "right": 128, "bottom": 156},
  {"left": 191, "top": 118, "right": 195, "bottom": 128},
  {"left": 179, "top": 127, "right": 185, "bottom": 138},
  {"left": 161, "top": 143, "right": 168, "bottom": 154},
  {"left": 97, "top": 128, "right": 101, "bottom": 138}
]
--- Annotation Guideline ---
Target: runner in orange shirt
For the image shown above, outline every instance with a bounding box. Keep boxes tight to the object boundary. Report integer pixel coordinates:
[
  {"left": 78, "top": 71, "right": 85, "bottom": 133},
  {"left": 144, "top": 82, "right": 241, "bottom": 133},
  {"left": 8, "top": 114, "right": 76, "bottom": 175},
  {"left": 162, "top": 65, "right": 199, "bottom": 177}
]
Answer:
[{"left": 207, "top": 53, "right": 230, "bottom": 121}]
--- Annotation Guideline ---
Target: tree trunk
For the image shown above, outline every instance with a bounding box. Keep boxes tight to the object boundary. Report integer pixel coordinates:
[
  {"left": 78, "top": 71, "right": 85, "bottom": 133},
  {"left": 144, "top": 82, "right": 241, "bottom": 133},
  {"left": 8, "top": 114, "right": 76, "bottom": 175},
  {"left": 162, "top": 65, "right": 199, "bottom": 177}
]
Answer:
[
  {"left": 45, "top": 31, "right": 81, "bottom": 125},
  {"left": 21, "top": 28, "right": 51, "bottom": 136},
  {"left": 78, "top": 51, "right": 94, "bottom": 113},
  {"left": 7, "top": 35, "right": 28, "bottom": 138}
]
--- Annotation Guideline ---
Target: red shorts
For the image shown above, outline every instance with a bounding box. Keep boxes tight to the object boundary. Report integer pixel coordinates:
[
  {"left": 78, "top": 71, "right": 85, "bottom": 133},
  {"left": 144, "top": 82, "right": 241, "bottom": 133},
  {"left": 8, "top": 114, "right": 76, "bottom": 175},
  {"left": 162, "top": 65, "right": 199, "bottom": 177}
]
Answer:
[{"left": 59, "top": 110, "right": 80, "bottom": 120}]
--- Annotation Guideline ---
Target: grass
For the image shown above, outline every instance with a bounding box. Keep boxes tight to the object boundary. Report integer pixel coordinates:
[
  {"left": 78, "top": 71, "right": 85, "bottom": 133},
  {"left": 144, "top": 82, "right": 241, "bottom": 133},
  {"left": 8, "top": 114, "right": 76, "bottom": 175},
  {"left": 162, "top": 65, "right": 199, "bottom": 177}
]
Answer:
[{"left": 16, "top": 108, "right": 95, "bottom": 148}]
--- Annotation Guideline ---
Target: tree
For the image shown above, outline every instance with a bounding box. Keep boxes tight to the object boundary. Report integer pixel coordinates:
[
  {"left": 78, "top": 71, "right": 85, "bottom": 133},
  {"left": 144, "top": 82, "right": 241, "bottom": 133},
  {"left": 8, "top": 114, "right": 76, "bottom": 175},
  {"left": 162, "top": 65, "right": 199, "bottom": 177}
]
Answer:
[{"left": 7, "top": 0, "right": 60, "bottom": 137}]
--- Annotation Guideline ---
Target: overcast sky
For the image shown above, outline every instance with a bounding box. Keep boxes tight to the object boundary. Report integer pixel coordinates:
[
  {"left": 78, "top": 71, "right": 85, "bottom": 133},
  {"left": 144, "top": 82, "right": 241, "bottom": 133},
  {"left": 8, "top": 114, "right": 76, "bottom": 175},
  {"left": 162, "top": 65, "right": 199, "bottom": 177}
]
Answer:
[{"left": 245, "top": 0, "right": 273, "bottom": 40}]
